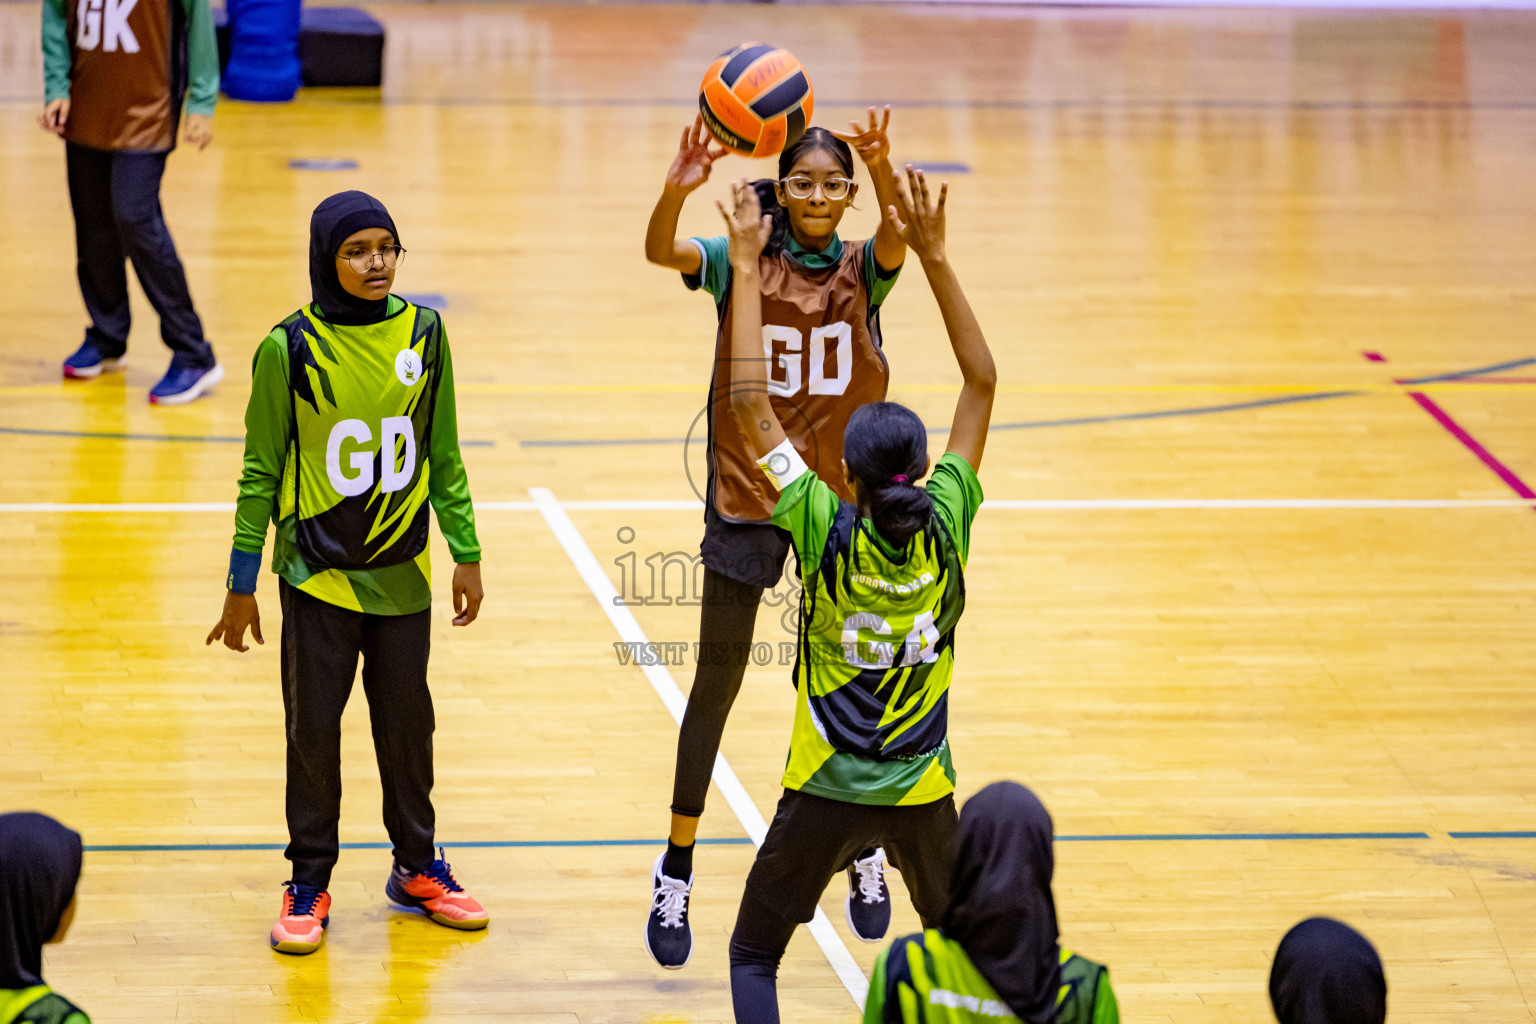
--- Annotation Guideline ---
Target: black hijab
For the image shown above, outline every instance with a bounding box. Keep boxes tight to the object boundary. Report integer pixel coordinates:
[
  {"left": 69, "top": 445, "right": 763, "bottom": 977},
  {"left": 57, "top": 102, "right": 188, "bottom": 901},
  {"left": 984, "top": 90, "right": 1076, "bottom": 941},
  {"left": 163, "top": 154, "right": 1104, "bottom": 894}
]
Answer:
[
  {"left": 309, "top": 190, "right": 400, "bottom": 325},
  {"left": 0, "top": 812, "right": 83, "bottom": 989},
  {"left": 1270, "top": 918, "right": 1387, "bottom": 1024},
  {"left": 941, "top": 782, "right": 1061, "bottom": 1024}
]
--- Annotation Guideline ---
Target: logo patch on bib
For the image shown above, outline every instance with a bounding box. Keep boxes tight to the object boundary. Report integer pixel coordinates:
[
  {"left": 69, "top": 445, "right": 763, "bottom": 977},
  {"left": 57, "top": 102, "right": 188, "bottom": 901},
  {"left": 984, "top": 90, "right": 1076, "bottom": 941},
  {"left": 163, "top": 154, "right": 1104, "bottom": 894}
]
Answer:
[{"left": 395, "top": 349, "right": 423, "bottom": 387}]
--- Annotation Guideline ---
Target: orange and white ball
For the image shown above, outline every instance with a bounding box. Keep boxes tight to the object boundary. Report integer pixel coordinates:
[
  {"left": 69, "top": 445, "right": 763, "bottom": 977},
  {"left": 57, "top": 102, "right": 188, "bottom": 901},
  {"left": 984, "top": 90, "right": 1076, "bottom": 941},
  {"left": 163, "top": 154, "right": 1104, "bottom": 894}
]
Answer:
[{"left": 699, "top": 43, "right": 815, "bottom": 159}]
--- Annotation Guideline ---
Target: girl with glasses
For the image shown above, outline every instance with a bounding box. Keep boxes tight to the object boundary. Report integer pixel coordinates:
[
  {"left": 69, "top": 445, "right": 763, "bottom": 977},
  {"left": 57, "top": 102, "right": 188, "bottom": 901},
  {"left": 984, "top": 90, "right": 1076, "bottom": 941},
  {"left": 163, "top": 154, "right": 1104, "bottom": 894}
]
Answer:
[{"left": 642, "top": 109, "right": 911, "bottom": 968}]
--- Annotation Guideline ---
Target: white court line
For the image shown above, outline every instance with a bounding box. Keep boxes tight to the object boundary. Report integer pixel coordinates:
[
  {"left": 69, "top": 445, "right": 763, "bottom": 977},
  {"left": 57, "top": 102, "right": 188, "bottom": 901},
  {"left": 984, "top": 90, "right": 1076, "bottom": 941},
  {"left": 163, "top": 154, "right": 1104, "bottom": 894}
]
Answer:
[
  {"left": 3, "top": 498, "right": 1534, "bottom": 514},
  {"left": 528, "top": 486, "right": 870, "bottom": 1010}
]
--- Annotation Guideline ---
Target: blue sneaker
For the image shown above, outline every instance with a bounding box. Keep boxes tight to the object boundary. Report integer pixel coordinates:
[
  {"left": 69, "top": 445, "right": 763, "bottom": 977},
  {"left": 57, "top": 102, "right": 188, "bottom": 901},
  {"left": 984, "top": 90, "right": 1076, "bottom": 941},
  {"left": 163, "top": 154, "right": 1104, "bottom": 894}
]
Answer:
[
  {"left": 149, "top": 359, "right": 224, "bottom": 406},
  {"left": 62, "top": 339, "right": 124, "bottom": 379}
]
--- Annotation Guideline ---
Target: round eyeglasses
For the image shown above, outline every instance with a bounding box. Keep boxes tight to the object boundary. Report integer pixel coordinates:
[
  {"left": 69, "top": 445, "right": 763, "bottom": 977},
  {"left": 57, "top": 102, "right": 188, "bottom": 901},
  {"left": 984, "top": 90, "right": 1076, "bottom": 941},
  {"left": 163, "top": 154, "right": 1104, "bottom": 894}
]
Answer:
[
  {"left": 780, "top": 176, "right": 854, "bottom": 201},
  {"left": 337, "top": 245, "right": 406, "bottom": 274}
]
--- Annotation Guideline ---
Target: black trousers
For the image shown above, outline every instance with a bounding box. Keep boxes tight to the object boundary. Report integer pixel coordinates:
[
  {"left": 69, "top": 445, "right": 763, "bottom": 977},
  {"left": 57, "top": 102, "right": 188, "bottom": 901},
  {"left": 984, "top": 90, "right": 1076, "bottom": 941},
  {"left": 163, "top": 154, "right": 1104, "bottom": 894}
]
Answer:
[
  {"left": 279, "top": 580, "right": 436, "bottom": 889},
  {"left": 729, "top": 790, "right": 960, "bottom": 1024},
  {"left": 64, "top": 142, "right": 213, "bottom": 366}
]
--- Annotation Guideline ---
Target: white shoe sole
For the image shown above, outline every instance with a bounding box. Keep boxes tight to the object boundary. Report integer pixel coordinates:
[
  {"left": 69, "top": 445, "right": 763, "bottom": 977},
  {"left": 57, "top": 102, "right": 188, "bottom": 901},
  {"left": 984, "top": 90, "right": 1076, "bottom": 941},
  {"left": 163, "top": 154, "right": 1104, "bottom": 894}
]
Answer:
[
  {"left": 150, "top": 362, "right": 224, "bottom": 406},
  {"left": 63, "top": 357, "right": 122, "bottom": 379},
  {"left": 643, "top": 852, "right": 693, "bottom": 970}
]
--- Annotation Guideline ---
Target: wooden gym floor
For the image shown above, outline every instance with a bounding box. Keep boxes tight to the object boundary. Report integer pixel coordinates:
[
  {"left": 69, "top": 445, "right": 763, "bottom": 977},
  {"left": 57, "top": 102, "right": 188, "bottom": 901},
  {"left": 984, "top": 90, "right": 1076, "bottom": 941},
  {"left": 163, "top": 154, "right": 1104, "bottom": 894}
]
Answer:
[{"left": 3, "top": 2, "right": 1536, "bottom": 1021}]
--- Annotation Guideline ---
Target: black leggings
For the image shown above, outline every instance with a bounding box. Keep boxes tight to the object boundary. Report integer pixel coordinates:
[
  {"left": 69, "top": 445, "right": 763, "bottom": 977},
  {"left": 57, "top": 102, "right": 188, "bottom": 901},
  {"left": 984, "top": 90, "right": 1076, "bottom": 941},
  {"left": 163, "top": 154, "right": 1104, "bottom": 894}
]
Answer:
[
  {"left": 726, "top": 790, "right": 957, "bottom": 1024},
  {"left": 729, "top": 892, "right": 800, "bottom": 1024},
  {"left": 670, "top": 568, "right": 764, "bottom": 817}
]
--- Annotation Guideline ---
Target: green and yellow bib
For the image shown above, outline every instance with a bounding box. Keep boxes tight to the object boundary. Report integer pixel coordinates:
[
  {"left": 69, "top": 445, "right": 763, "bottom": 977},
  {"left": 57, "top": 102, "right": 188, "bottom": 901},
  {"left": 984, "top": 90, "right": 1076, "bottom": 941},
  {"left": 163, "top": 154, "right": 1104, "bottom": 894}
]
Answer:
[
  {"left": 280, "top": 300, "right": 441, "bottom": 573},
  {"left": 774, "top": 471, "right": 967, "bottom": 806},
  {"left": 867, "top": 931, "right": 1118, "bottom": 1024}
]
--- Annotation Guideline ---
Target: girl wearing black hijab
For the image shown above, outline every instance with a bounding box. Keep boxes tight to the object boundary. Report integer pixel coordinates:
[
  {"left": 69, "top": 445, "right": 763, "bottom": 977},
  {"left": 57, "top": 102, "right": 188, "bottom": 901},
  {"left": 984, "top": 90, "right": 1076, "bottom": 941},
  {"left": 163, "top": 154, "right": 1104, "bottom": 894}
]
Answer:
[
  {"left": 0, "top": 812, "right": 88, "bottom": 1024},
  {"left": 207, "top": 190, "right": 488, "bottom": 954},
  {"left": 864, "top": 782, "right": 1119, "bottom": 1024},
  {"left": 1270, "top": 918, "right": 1387, "bottom": 1024}
]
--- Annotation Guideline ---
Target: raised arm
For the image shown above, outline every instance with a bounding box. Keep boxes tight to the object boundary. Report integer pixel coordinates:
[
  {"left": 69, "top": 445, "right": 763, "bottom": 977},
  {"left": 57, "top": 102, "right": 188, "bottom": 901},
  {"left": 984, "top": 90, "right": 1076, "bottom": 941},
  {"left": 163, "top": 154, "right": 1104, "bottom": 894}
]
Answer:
[
  {"left": 720, "top": 181, "right": 788, "bottom": 458},
  {"left": 835, "top": 106, "right": 905, "bottom": 272},
  {"left": 885, "top": 167, "right": 995, "bottom": 471},
  {"left": 645, "top": 115, "right": 730, "bottom": 273}
]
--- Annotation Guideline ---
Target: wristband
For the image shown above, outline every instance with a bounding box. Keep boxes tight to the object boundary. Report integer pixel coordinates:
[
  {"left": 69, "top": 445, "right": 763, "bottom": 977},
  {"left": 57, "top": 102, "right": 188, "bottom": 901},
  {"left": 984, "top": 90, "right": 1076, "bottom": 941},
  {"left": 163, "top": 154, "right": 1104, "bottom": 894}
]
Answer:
[
  {"left": 757, "top": 439, "right": 809, "bottom": 491},
  {"left": 227, "top": 548, "right": 261, "bottom": 594}
]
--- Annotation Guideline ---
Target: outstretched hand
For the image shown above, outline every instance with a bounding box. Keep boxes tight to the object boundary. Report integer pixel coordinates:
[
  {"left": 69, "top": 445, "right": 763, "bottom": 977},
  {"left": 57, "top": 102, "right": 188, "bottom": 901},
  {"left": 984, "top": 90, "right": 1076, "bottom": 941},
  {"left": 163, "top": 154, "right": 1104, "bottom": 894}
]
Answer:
[
  {"left": 717, "top": 179, "right": 772, "bottom": 268},
  {"left": 833, "top": 105, "right": 893, "bottom": 167},
  {"left": 666, "top": 115, "right": 730, "bottom": 194},
  {"left": 884, "top": 164, "right": 947, "bottom": 263}
]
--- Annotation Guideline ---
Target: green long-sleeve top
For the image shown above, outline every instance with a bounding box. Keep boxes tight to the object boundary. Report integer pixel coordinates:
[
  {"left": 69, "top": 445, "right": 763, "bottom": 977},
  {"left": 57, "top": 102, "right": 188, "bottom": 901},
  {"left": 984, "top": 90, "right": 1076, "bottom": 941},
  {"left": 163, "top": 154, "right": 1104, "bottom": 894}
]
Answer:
[
  {"left": 231, "top": 296, "right": 480, "bottom": 616},
  {"left": 41, "top": 0, "right": 219, "bottom": 115}
]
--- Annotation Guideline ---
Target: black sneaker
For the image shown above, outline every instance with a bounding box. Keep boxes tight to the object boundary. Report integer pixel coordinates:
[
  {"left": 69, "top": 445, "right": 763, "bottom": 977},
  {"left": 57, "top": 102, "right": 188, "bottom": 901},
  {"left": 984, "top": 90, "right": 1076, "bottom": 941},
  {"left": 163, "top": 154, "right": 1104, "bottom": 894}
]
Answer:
[
  {"left": 644, "top": 852, "right": 693, "bottom": 969},
  {"left": 845, "top": 847, "right": 890, "bottom": 943}
]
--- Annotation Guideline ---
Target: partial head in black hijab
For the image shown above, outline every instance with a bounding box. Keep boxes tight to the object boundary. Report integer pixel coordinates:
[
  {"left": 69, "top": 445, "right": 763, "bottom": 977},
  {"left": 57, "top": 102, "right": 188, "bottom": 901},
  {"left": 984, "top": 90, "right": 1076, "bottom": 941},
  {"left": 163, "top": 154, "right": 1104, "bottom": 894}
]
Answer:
[
  {"left": 1270, "top": 918, "right": 1387, "bottom": 1024},
  {"left": 309, "top": 190, "right": 400, "bottom": 325},
  {"left": 0, "top": 812, "right": 83, "bottom": 989},
  {"left": 941, "top": 781, "right": 1060, "bottom": 1024}
]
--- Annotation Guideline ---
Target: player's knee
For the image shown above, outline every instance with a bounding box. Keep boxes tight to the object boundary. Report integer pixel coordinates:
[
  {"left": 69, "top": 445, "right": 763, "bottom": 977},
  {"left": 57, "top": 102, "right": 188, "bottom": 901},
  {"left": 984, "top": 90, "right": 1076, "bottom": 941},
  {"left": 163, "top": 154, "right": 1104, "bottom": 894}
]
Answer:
[{"left": 727, "top": 933, "right": 783, "bottom": 974}]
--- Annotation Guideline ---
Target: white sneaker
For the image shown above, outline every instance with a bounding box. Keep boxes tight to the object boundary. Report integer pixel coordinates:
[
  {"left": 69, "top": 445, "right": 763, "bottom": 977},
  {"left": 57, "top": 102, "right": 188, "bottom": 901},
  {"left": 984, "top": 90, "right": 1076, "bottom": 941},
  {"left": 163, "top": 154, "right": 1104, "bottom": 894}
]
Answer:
[{"left": 643, "top": 852, "right": 693, "bottom": 969}]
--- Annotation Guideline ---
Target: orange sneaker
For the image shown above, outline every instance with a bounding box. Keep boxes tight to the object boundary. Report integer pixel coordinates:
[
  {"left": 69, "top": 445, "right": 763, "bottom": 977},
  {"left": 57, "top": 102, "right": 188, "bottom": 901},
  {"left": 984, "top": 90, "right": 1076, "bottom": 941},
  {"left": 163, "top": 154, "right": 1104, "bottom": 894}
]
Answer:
[
  {"left": 385, "top": 848, "right": 488, "bottom": 930},
  {"left": 270, "top": 882, "right": 330, "bottom": 955}
]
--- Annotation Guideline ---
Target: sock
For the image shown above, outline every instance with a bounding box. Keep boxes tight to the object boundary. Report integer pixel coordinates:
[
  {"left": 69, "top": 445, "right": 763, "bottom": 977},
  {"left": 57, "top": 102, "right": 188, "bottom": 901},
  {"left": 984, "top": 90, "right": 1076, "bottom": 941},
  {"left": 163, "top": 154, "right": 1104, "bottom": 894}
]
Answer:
[{"left": 662, "top": 839, "right": 695, "bottom": 881}]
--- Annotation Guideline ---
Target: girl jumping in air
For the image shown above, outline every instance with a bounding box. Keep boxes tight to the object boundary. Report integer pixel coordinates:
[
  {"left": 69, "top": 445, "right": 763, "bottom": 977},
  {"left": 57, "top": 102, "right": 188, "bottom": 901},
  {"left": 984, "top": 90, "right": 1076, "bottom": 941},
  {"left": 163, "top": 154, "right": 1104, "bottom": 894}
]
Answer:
[
  {"left": 641, "top": 108, "right": 910, "bottom": 969},
  {"left": 717, "top": 166, "right": 994, "bottom": 1024},
  {"left": 207, "top": 191, "right": 488, "bottom": 955}
]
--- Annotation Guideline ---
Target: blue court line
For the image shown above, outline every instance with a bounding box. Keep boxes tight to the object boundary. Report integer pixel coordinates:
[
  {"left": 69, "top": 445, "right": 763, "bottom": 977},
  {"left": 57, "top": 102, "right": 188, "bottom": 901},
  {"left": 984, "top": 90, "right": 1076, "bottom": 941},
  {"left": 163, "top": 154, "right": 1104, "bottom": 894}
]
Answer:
[
  {"left": 82, "top": 832, "right": 1433, "bottom": 853},
  {"left": 7, "top": 95, "right": 1536, "bottom": 112},
  {"left": 517, "top": 355, "right": 1535, "bottom": 449},
  {"left": 81, "top": 839, "right": 755, "bottom": 853},
  {"left": 1399, "top": 356, "right": 1536, "bottom": 384},
  {"left": 7, "top": 359, "right": 1528, "bottom": 449},
  {"left": 1447, "top": 831, "right": 1536, "bottom": 839},
  {"left": 1057, "top": 831, "right": 1428, "bottom": 842},
  {"left": 398, "top": 293, "right": 448, "bottom": 309},
  {"left": 288, "top": 158, "right": 359, "bottom": 172},
  {"left": 518, "top": 392, "right": 1357, "bottom": 448},
  {"left": 0, "top": 425, "right": 493, "bottom": 447}
]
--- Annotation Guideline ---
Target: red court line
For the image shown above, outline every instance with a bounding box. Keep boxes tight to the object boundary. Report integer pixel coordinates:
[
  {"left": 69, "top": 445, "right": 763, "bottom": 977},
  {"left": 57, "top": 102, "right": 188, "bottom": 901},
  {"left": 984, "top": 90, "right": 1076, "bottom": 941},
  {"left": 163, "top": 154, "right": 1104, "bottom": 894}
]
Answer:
[{"left": 1406, "top": 391, "right": 1536, "bottom": 502}]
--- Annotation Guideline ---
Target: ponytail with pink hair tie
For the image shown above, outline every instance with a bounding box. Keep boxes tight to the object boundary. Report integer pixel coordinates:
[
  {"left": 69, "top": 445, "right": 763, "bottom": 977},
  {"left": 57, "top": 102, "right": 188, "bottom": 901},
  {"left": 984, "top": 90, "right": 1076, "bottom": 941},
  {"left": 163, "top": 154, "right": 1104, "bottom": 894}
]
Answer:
[{"left": 891, "top": 474, "right": 909, "bottom": 484}]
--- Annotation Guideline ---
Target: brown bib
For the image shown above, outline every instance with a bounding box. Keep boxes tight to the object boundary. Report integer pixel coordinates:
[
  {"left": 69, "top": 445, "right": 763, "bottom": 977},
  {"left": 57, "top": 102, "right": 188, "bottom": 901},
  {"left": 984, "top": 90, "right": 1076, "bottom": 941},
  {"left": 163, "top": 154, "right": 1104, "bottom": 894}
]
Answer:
[
  {"left": 709, "top": 241, "right": 889, "bottom": 523},
  {"left": 64, "top": 0, "right": 178, "bottom": 152}
]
